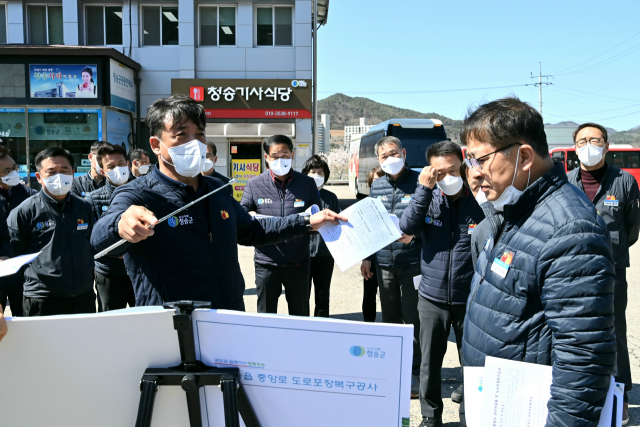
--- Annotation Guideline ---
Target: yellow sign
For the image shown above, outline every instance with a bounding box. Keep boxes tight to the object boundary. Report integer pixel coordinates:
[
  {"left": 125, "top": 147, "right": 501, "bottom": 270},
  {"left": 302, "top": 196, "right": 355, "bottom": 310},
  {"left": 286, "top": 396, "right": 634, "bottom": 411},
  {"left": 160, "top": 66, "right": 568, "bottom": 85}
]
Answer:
[{"left": 231, "top": 159, "right": 261, "bottom": 201}]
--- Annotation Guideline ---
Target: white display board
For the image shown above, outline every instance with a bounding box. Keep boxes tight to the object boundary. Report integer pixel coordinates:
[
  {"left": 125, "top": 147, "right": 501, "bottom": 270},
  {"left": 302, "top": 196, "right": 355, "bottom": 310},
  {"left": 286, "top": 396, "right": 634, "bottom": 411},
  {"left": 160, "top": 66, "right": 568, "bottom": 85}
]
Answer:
[{"left": 0, "top": 307, "right": 413, "bottom": 427}]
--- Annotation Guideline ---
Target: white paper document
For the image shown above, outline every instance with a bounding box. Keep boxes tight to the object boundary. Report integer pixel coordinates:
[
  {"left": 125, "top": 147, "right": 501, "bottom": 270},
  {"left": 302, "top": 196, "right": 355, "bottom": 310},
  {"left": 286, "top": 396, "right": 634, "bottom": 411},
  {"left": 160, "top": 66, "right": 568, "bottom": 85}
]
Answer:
[
  {"left": 319, "top": 198, "right": 402, "bottom": 271},
  {"left": 463, "top": 367, "right": 485, "bottom": 427},
  {"left": 193, "top": 309, "right": 413, "bottom": 427},
  {"left": 254, "top": 204, "right": 319, "bottom": 219},
  {"left": 0, "top": 252, "right": 41, "bottom": 277},
  {"left": 479, "top": 356, "right": 553, "bottom": 427},
  {"left": 413, "top": 275, "right": 421, "bottom": 290}
]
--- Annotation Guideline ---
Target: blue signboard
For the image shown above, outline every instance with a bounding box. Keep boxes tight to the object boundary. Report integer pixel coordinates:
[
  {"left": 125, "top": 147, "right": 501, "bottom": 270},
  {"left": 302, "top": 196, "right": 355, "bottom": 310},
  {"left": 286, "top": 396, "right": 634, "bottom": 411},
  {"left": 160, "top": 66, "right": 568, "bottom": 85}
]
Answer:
[
  {"left": 106, "top": 109, "right": 132, "bottom": 155},
  {"left": 27, "top": 108, "right": 102, "bottom": 140},
  {"left": 29, "top": 64, "right": 98, "bottom": 99}
]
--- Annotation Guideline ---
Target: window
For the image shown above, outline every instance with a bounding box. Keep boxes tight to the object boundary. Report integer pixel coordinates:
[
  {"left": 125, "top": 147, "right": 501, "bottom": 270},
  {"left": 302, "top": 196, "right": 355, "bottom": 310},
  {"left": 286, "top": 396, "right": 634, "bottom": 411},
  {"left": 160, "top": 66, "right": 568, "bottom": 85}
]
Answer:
[
  {"left": 606, "top": 150, "right": 640, "bottom": 169},
  {"left": 256, "top": 6, "right": 292, "bottom": 47},
  {"left": 28, "top": 5, "right": 63, "bottom": 45},
  {"left": 86, "top": 6, "right": 123, "bottom": 45},
  {"left": 199, "top": 6, "right": 236, "bottom": 46},
  {"left": 0, "top": 5, "right": 6, "bottom": 44},
  {"left": 141, "top": 6, "right": 178, "bottom": 46}
]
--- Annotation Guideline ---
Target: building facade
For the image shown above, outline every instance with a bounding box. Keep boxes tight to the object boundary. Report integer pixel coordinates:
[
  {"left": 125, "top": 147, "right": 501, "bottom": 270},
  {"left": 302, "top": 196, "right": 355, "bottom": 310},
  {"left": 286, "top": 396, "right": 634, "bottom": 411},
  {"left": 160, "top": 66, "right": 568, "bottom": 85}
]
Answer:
[
  {"left": 0, "top": 0, "right": 328, "bottom": 198},
  {"left": 344, "top": 117, "right": 372, "bottom": 147}
]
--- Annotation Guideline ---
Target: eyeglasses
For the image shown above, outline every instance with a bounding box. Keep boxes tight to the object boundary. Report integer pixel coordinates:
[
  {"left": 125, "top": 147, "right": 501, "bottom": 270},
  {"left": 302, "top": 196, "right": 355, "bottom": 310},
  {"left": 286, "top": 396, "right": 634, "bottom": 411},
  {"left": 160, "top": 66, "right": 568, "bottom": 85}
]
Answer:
[
  {"left": 575, "top": 137, "right": 605, "bottom": 148},
  {"left": 464, "top": 143, "right": 521, "bottom": 171}
]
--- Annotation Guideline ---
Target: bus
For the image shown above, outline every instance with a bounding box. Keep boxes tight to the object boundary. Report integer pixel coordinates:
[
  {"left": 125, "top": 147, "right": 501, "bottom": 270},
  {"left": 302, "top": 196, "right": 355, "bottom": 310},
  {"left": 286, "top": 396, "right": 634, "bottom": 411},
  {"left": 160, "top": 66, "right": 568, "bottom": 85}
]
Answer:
[
  {"left": 550, "top": 145, "right": 640, "bottom": 183},
  {"left": 348, "top": 119, "right": 447, "bottom": 198}
]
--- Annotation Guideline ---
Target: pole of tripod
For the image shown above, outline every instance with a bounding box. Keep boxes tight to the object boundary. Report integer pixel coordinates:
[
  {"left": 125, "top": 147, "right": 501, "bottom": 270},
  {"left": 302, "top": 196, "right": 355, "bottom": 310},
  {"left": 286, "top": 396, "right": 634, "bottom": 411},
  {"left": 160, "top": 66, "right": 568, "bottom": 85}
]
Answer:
[
  {"left": 222, "top": 379, "right": 240, "bottom": 427},
  {"left": 135, "top": 376, "right": 159, "bottom": 427}
]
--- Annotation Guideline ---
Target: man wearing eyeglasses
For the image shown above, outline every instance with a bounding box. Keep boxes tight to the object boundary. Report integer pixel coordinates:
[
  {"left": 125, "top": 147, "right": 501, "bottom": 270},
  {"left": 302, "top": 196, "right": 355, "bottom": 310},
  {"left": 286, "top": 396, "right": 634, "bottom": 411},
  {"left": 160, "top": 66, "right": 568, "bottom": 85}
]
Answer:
[
  {"left": 567, "top": 122, "right": 639, "bottom": 424},
  {"left": 461, "top": 98, "right": 616, "bottom": 426},
  {"left": 0, "top": 146, "right": 36, "bottom": 317}
]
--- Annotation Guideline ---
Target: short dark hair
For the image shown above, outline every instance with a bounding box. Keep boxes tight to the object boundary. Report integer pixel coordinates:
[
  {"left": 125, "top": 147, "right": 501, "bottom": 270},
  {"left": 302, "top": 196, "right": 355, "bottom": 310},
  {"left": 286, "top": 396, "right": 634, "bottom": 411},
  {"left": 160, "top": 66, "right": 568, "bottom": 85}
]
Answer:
[
  {"left": 131, "top": 148, "right": 150, "bottom": 162},
  {"left": 461, "top": 97, "right": 549, "bottom": 158},
  {"left": 374, "top": 136, "right": 402, "bottom": 157},
  {"left": 206, "top": 141, "right": 217, "bottom": 156},
  {"left": 426, "top": 140, "right": 463, "bottom": 164},
  {"left": 96, "top": 142, "right": 127, "bottom": 168},
  {"left": 146, "top": 94, "right": 206, "bottom": 138},
  {"left": 263, "top": 135, "right": 293, "bottom": 154},
  {"left": 35, "top": 147, "right": 74, "bottom": 171},
  {"left": 573, "top": 122, "right": 608, "bottom": 143},
  {"left": 301, "top": 154, "right": 330, "bottom": 183},
  {"left": 90, "top": 141, "right": 103, "bottom": 154},
  {"left": 367, "top": 166, "right": 384, "bottom": 187},
  {"left": 0, "top": 146, "right": 11, "bottom": 160}
]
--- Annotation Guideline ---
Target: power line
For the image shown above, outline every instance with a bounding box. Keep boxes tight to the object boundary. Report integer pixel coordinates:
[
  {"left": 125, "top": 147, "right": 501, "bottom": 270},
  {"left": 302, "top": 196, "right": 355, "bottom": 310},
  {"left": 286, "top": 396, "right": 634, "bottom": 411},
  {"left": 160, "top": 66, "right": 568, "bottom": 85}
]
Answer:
[
  {"left": 552, "top": 30, "right": 640, "bottom": 75},
  {"left": 554, "top": 42, "right": 640, "bottom": 77},
  {"left": 317, "top": 84, "right": 528, "bottom": 95},
  {"left": 526, "top": 63, "right": 552, "bottom": 114},
  {"left": 545, "top": 69, "right": 640, "bottom": 106}
]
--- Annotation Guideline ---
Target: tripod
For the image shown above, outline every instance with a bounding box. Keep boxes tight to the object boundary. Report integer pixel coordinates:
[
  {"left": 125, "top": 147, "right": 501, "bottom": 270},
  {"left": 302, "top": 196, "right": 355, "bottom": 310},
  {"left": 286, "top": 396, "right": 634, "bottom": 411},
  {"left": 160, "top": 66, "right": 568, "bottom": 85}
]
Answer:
[{"left": 135, "top": 301, "right": 261, "bottom": 427}]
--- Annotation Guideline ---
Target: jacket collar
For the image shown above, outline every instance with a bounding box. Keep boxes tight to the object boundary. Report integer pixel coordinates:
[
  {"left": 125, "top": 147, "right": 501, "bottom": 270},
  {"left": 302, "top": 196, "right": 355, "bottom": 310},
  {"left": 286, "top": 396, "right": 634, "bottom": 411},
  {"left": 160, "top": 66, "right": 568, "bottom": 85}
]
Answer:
[
  {"left": 503, "top": 162, "right": 568, "bottom": 221},
  {"left": 386, "top": 166, "right": 412, "bottom": 185},
  {"left": 572, "top": 162, "right": 614, "bottom": 201},
  {"left": 152, "top": 166, "right": 204, "bottom": 191},
  {"left": 39, "top": 188, "right": 70, "bottom": 212}
]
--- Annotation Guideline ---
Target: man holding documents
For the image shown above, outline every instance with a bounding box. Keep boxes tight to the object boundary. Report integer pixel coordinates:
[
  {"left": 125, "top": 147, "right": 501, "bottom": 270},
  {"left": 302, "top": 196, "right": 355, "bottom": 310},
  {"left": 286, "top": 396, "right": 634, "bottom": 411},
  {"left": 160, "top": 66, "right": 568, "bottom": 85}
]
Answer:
[
  {"left": 461, "top": 97, "right": 616, "bottom": 426},
  {"left": 91, "top": 96, "right": 344, "bottom": 310},
  {"left": 8, "top": 147, "right": 96, "bottom": 316},
  {"left": 360, "top": 135, "right": 423, "bottom": 397},
  {"left": 240, "top": 135, "right": 321, "bottom": 316},
  {"left": 400, "top": 140, "right": 484, "bottom": 427}
]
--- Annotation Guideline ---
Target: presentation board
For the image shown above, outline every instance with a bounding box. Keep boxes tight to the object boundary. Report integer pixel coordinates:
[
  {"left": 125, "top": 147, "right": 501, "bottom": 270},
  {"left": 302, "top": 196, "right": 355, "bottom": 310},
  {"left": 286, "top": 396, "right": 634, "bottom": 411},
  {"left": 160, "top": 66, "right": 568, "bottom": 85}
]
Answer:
[{"left": 0, "top": 307, "right": 413, "bottom": 427}]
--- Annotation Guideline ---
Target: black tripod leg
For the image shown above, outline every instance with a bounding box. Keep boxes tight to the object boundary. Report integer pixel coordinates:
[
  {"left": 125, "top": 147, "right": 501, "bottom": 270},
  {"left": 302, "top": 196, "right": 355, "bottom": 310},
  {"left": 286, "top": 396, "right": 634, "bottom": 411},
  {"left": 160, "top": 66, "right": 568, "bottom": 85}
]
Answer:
[
  {"left": 135, "top": 376, "right": 158, "bottom": 427},
  {"left": 184, "top": 388, "right": 204, "bottom": 427},
  {"left": 237, "top": 382, "right": 262, "bottom": 427},
  {"left": 221, "top": 379, "right": 240, "bottom": 427}
]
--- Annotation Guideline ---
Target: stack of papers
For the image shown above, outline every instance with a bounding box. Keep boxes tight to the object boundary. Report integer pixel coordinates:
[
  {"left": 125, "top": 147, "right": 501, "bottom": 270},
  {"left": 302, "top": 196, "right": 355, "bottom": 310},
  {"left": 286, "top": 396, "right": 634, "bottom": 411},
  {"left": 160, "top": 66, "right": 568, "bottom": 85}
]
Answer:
[{"left": 0, "top": 252, "right": 41, "bottom": 278}]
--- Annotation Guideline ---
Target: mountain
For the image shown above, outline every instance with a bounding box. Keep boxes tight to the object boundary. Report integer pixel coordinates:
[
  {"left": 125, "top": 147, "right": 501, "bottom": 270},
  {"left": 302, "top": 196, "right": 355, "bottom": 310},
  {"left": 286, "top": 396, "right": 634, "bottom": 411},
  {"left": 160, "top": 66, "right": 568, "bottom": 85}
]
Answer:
[
  {"left": 609, "top": 125, "right": 640, "bottom": 146},
  {"left": 544, "top": 121, "right": 617, "bottom": 136},
  {"left": 318, "top": 93, "right": 463, "bottom": 142}
]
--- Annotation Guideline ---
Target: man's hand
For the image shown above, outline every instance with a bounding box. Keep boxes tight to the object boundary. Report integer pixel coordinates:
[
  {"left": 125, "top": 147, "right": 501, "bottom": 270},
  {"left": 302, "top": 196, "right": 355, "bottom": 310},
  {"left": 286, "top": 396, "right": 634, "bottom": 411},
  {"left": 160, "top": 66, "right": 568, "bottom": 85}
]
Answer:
[
  {"left": 361, "top": 260, "right": 374, "bottom": 279},
  {"left": 419, "top": 166, "right": 438, "bottom": 188},
  {"left": 309, "top": 209, "right": 348, "bottom": 231},
  {"left": 397, "top": 233, "right": 414, "bottom": 244},
  {"left": 0, "top": 304, "right": 7, "bottom": 343},
  {"left": 117, "top": 206, "right": 159, "bottom": 243}
]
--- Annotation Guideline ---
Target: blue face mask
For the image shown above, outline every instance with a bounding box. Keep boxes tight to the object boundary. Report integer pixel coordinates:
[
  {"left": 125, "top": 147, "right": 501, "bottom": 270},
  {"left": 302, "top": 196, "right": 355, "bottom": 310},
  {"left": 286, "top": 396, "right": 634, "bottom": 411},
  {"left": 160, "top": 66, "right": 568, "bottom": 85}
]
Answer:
[{"left": 490, "top": 146, "right": 530, "bottom": 212}]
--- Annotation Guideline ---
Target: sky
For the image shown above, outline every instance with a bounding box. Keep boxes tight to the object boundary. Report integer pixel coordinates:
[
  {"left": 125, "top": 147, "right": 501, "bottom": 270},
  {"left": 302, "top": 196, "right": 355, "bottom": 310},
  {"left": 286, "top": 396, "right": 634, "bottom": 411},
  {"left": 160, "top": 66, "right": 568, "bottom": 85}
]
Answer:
[{"left": 317, "top": 0, "right": 640, "bottom": 132}]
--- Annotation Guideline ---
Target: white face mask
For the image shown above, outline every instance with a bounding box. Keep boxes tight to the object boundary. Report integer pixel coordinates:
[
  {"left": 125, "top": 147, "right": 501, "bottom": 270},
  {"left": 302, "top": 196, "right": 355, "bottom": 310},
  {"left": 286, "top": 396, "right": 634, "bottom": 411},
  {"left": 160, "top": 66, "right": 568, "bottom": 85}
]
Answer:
[
  {"left": 268, "top": 158, "right": 292, "bottom": 176},
  {"left": 159, "top": 139, "right": 207, "bottom": 178},
  {"left": 92, "top": 157, "right": 102, "bottom": 175},
  {"left": 576, "top": 143, "right": 604, "bottom": 167},
  {"left": 137, "top": 164, "right": 150, "bottom": 175},
  {"left": 475, "top": 188, "right": 488, "bottom": 205},
  {"left": 437, "top": 175, "right": 463, "bottom": 196},
  {"left": 1, "top": 170, "right": 20, "bottom": 187},
  {"left": 309, "top": 174, "right": 325, "bottom": 188},
  {"left": 42, "top": 173, "right": 74, "bottom": 196},
  {"left": 380, "top": 155, "right": 404, "bottom": 175},
  {"left": 103, "top": 166, "right": 130, "bottom": 186},
  {"left": 490, "top": 146, "right": 530, "bottom": 212},
  {"left": 201, "top": 159, "right": 215, "bottom": 173}
]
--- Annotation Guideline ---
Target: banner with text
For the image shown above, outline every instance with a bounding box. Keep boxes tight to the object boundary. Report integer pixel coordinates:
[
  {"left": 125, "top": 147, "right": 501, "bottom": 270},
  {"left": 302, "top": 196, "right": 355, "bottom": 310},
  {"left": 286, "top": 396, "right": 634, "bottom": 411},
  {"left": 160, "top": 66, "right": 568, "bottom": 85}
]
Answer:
[{"left": 231, "top": 159, "right": 261, "bottom": 201}]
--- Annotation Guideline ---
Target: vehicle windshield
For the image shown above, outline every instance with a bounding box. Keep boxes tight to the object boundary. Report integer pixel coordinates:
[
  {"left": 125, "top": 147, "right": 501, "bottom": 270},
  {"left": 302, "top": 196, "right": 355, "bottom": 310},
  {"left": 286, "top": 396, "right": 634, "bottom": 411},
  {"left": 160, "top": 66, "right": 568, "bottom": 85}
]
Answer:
[{"left": 388, "top": 127, "right": 448, "bottom": 169}]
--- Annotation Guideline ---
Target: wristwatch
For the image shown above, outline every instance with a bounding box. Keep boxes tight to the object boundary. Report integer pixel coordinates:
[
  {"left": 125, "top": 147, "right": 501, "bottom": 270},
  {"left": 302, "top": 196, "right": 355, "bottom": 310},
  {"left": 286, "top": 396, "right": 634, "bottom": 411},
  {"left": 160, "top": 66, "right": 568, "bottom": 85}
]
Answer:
[{"left": 304, "top": 215, "right": 313, "bottom": 231}]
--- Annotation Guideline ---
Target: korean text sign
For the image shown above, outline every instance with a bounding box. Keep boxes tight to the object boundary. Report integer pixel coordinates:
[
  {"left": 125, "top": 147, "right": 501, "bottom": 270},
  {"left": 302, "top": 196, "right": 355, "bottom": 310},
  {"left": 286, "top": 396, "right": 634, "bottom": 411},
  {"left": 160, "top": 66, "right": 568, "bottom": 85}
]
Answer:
[
  {"left": 30, "top": 65, "right": 98, "bottom": 99},
  {"left": 231, "top": 159, "right": 261, "bottom": 201}
]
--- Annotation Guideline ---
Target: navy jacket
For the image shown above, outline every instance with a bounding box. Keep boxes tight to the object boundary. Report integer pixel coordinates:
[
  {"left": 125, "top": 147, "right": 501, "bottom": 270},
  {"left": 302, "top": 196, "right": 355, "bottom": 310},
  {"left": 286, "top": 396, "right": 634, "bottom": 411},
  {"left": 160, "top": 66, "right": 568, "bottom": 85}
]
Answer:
[
  {"left": 8, "top": 190, "right": 95, "bottom": 298},
  {"left": 400, "top": 185, "right": 484, "bottom": 304},
  {"left": 463, "top": 163, "right": 616, "bottom": 426},
  {"left": 86, "top": 181, "right": 129, "bottom": 276},
  {"left": 309, "top": 188, "right": 340, "bottom": 258},
  {"left": 0, "top": 183, "right": 38, "bottom": 216},
  {"left": 240, "top": 170, "right": 321, "bottom": 267},
  {"left": 567, "top": 164, "right": 640, "bottom": 269},
  {"left": 369, "top": 168, "right": 423, "bottom": 268},
  {"left": 71, "top": 171, "right": 107, "bottom": 198},
  {"left": 209, "top": 170, "right": 232, "bottom": 195},
  {"left": 470, "top": 201, "right": 502, "bottom": 270},
  {"left": 90, "top": 168, "right": 310, "bottom": 310}
]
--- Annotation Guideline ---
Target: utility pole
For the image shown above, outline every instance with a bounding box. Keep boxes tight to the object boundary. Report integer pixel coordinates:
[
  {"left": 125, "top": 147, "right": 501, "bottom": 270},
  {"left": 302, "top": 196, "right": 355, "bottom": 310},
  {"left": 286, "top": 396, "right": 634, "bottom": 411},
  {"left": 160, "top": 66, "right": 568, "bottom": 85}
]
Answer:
[{"left": 526, "top": 62, "right": 553, "bottom": 115}]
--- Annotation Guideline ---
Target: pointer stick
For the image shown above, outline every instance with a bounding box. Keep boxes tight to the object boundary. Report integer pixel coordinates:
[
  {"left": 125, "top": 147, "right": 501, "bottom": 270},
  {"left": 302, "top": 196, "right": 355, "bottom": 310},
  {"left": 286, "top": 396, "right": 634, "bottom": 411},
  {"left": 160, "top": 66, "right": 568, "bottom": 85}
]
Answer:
[{"left": 94, "top": 179, "right": 236, "bottom": 260}]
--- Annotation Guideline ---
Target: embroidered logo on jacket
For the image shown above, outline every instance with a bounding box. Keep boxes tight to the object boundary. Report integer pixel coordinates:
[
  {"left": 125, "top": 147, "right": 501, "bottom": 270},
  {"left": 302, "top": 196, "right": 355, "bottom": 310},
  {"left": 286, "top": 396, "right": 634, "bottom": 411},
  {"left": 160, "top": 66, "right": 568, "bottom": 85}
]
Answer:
[{"left": 221, "top": 210, "right": 230, "bottom": 219}]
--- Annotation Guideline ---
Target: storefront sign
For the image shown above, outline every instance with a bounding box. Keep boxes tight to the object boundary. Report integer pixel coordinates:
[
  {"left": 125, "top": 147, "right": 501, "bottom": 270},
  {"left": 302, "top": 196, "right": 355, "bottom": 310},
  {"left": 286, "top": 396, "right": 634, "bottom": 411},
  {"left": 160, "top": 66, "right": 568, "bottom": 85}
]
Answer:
[
  {"left": 231, "top": 159, "right": 261, "bottom": 201},
  {"left": 106, "top": 110, "right": 132, "bottom": 155},
  {"left": 171, "top": 79, "right": 312, "bottom": 119},
  {"left": 109, "top": 59, "right": 136, "bottom": 113},
  {"left": 27, "top": 108, "right": 102, "bottom": 141},
  {"left": 29, "top": 65, "right": 98, "bottom": 99}
]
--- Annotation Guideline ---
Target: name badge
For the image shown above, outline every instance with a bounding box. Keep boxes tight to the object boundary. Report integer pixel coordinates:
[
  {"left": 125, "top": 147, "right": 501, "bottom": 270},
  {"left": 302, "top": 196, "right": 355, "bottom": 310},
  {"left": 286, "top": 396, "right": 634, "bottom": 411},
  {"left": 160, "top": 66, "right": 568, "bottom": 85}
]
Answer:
[
  {"left": 294, "top": 199, "right": 305, "bottom": 208},
  {"left": 468, "top": 224, "right": 477, "bottom": 234},
  {"left": 490, "top": 250, "right": 515, "bottom": 279},
  {"left": 401, "top": 196, "right": 412, "bottom": 203},
  {"left": 77, "top": 224, "right": 89, "bottom": 231},
  {"left": 604, "top": 195, "right": 619, "bottom": 207}
]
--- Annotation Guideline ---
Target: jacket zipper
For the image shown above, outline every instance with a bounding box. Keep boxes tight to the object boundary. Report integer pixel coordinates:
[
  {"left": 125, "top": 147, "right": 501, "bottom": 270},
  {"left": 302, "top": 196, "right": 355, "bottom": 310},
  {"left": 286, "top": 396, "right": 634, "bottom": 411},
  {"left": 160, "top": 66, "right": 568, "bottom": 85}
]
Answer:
[
  {"left": 468, "top": 221, "right": 509, "bottom": 309},
  {"left": 390, "top": 182, "right": 397, "bottom": 263},
  {"left": 447, "top": 200, "right": 455, "bottom": 304}
]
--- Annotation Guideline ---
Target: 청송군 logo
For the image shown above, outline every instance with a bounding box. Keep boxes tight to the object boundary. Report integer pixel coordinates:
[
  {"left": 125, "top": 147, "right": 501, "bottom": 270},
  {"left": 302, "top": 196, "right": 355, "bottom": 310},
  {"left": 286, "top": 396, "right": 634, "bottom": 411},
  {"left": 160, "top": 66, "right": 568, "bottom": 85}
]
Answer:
[{"left": 349, "top": 346, "right": 366, "bottom": 357}]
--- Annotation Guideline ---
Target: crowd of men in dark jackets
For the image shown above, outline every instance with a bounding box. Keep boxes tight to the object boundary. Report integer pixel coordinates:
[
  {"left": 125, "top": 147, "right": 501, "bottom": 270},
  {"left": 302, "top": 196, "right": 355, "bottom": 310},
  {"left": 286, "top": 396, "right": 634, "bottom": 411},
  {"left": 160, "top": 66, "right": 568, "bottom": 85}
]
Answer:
[{"left": 0, "top": 95, "right": 637, "bottom": 427}]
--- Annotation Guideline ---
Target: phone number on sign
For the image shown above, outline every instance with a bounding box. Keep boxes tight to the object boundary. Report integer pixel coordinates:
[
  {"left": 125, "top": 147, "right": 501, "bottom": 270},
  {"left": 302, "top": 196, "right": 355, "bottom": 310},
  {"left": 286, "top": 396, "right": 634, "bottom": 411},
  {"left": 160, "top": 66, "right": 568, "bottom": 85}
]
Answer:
[{"left": 265, "top": 110, "right": 300, "bottom": 117}]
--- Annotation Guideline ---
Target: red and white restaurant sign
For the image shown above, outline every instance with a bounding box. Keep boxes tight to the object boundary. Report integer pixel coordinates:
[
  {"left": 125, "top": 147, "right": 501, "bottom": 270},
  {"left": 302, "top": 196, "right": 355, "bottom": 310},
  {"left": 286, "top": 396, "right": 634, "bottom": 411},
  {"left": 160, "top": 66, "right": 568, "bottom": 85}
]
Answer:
[{"left": 205, "top": 109, "right": 312, "bottom": 119}]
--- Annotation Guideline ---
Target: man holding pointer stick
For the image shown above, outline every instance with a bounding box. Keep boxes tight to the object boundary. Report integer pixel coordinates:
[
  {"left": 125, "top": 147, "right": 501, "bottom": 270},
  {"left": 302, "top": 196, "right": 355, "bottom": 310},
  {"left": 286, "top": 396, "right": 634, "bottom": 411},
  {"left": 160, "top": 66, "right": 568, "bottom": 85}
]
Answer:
[{"left": 91, "top": 95, "right": 346, "bottom": 311}]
